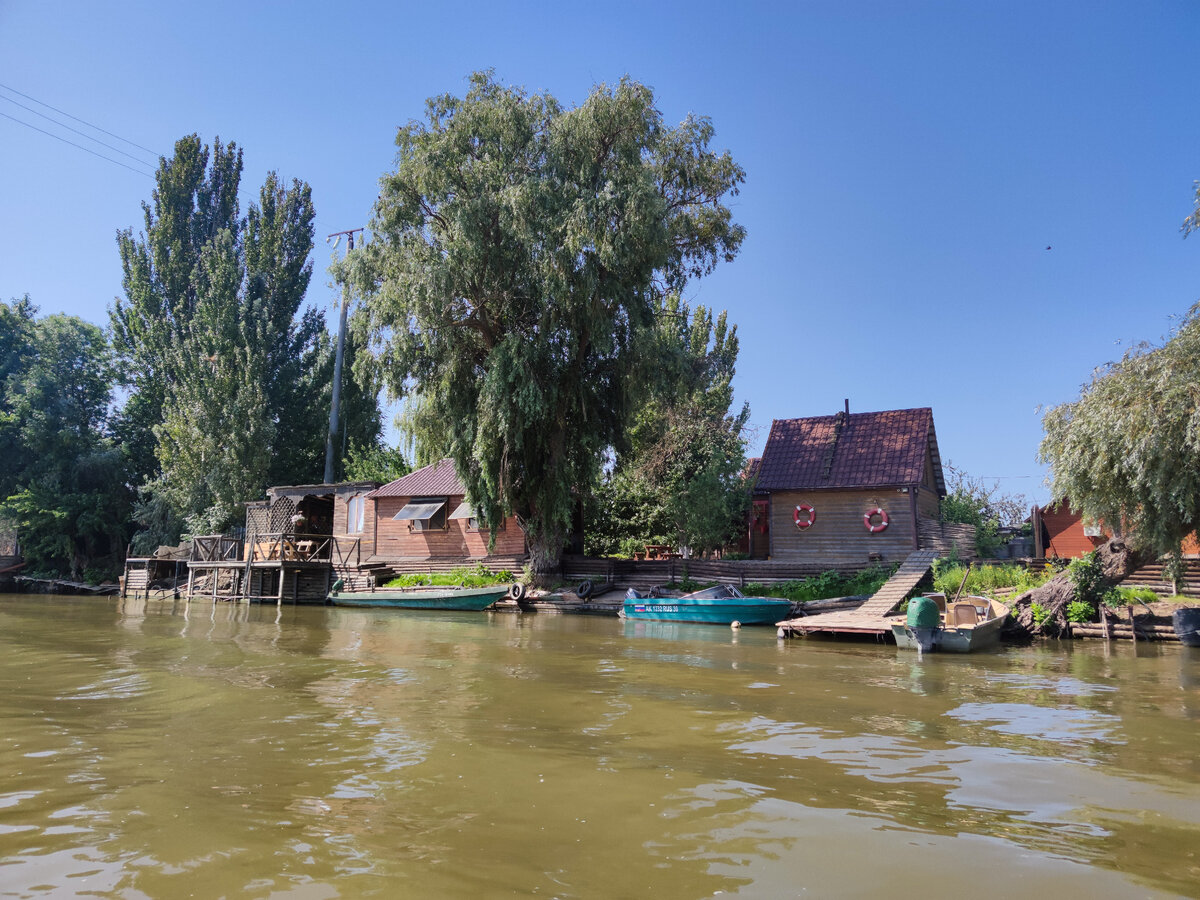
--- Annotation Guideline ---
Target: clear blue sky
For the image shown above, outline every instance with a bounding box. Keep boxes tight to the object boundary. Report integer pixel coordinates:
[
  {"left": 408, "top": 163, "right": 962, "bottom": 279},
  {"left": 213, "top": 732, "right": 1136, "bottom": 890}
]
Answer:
[{"left": 4, "top": 1, "right": 1199, "bottom": 505}]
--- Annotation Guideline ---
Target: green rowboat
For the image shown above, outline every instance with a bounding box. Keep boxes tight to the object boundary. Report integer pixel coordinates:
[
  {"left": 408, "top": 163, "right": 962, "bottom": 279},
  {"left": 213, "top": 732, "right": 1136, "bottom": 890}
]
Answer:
[{"left": 328, "top": 584, "right": 509, "bottom": 611}]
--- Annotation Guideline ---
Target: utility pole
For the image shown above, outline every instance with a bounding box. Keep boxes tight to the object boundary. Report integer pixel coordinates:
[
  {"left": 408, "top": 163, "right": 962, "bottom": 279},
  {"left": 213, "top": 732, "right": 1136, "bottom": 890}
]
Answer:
[{"left": 324, "top": 227, "right": 363, "bottom": 484}]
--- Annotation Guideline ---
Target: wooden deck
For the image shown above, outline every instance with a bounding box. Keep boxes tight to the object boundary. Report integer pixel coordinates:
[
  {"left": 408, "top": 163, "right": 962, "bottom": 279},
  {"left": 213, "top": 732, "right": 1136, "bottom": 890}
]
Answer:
[{"left": 777, "top": 550, "right": 938, "bottom": 638}]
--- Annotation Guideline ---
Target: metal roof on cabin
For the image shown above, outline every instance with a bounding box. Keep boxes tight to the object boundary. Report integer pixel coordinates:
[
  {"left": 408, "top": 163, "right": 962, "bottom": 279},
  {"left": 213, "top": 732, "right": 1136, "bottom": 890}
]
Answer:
[
  {"left": 367, "top": 459, "right": 465, "bottom": 498},
  {"left": 755, "top": 408, "right": 942, "bottom": 493},
  {"left": 266, "top": 481, "right": 381, "bottom": 499}
]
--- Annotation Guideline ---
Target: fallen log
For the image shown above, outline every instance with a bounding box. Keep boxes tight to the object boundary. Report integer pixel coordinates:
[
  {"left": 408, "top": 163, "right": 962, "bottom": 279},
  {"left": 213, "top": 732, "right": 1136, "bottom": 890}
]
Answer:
[{"left": 1009, "top": 539, "right": 1156, "bottom": 638}]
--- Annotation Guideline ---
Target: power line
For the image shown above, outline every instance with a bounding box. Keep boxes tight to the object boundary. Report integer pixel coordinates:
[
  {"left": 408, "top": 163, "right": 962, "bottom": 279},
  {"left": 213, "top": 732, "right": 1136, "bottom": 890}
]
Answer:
[
  {"left": 0, "top": 81, "right": 161, "bottom": 158},
  {"left": 0, "top": 111, "right": 152, "bottom": 178},
  {"left": 0, "top": 94, "right": 158, "bottom": 168}
]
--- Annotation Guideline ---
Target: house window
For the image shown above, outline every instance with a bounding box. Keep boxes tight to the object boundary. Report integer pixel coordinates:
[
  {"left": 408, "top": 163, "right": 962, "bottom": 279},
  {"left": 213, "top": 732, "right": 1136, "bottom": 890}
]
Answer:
[
  {"left": 467, "top": 516, "right": 505, "bottom": 533},
  {"left": 393, "top": 498, "right": 448, "bottom": 532},
  {"left": 346, "top": 495, "right": 367, "bottom": 534},
  {"left": 448, "top": 500, "right": 505, "bottom": 533}
]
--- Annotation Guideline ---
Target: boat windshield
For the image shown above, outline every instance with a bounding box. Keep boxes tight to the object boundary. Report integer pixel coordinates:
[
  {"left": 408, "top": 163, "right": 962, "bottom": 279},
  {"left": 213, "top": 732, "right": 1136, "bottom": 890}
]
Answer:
[{"left": 684, "top": 584, "right": 744, "bottom": 600}]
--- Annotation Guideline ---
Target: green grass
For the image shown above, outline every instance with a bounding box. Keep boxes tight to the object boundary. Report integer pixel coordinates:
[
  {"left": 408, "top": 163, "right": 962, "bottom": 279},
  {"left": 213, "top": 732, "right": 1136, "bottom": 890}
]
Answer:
[
  {"left": 931, "top": 562, "right": 1054, "bottom": 598},
  {"left": 742, "top": 565, "right": 897, "bottom": 604},
  {"left": 383, "top": 565, "right": 513, "bottom": 589},
  {"left": 1109, "top": 586, "right": 1162, "bottom": 606}
]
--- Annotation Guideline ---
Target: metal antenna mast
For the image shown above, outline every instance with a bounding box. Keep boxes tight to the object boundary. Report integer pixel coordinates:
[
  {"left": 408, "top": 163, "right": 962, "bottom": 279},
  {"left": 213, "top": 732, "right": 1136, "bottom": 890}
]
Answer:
[{"left": 324, "top": 227, "right": 364, "bottom": 484}]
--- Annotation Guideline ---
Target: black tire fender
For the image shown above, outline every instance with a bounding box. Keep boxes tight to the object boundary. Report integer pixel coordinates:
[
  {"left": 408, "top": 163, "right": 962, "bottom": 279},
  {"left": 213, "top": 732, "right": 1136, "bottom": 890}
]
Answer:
[
  {"left": 508, "top": 582, "right": 527, "bottom": 601},
  {"left": 577, "top": 580, "right": 593, "bottom": 601}
]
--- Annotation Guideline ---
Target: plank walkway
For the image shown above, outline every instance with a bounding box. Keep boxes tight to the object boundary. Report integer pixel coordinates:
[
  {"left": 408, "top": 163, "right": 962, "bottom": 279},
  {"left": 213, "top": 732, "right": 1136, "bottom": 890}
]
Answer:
[{"left": 778, "top": 550, "right": 938, "bottom": 638}]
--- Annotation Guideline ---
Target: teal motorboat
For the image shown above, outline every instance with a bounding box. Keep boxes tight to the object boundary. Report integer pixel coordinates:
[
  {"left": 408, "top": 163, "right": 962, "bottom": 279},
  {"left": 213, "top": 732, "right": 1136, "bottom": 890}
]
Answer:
[
  {"left": 620, "top": 584, "right": 793, "bottom": 626},
  {"left": 328, "top": 583, "right": 509, "bottom": 611},
  {"left": 891, "top": 594, "right": 1010, "bottom": 652}
]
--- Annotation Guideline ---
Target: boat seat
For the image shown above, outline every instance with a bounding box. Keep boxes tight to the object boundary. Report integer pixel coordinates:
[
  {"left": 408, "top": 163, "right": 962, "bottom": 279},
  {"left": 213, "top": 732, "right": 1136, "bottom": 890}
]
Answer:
[{"left": 951, "top": 602, "right": 979, "bottom": 626}]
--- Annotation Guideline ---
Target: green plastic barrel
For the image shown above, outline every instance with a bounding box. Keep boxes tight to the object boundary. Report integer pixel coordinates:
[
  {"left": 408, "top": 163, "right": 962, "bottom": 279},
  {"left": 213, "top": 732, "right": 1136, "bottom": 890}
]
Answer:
[{"left": 907, "top": 595, "right": 941, "bottom": 629}]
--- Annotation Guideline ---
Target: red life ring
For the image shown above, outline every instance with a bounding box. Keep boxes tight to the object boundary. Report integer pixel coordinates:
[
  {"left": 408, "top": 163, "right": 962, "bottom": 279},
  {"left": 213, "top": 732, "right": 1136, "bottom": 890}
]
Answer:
[
  {"left": 793, "top": 504, "right": 816, "bottom": 529},
  {"left": 864, "top": 508, "right": 889, "bottom": 533}
]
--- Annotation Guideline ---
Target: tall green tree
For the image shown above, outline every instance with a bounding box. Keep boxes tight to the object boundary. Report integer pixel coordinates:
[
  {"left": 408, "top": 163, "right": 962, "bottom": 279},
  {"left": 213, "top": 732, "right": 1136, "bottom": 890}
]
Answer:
[
  {"left": 0, "top": 300, "right": 129, "bottom": 578},
  {"left": 340, "top": 72, "right": 745, "bottom": 575},
  {"left": 1039, "top": 302, "right": 1200, "bottom": 559},
  {"left": 588, "top": 297, "right": 750, "bottom": 557},
  {"left": 0, "top": 295, "right": 37, "bottom": 500},
  {"left": 112, "top": 135, "right": 378, "bottom": 540}
]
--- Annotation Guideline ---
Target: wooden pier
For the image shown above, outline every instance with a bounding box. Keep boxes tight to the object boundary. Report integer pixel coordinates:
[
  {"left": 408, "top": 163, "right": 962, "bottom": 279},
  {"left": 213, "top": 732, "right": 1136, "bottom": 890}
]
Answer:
[
  {"left": 777, "top": 550, "right": 938, "bottom": 639},
  {"left": 184, "top": 532, "right": 362, "bottom": 604}
]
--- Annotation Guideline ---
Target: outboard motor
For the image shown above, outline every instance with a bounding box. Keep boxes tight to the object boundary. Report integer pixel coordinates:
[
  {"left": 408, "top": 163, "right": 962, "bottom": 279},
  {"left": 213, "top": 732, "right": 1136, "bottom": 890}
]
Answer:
[{"left": 906, "top": 595, "right": 942, "bottom": 653}]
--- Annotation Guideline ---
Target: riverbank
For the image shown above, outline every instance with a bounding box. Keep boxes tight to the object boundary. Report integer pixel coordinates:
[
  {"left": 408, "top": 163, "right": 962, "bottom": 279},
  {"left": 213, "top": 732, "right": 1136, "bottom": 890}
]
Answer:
[{"left": 12, "top": 575, "right": 119, "bottom": 595}]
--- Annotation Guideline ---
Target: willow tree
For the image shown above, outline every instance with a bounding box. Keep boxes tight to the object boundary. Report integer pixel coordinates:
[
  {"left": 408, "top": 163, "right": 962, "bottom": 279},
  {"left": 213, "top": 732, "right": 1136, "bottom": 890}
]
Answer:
[
  {"left": 1039, "top": 303, "right": 1200, "bottom": 560},
  {"left": 341, "top": 72, "right": 745, "bottom": 575}
]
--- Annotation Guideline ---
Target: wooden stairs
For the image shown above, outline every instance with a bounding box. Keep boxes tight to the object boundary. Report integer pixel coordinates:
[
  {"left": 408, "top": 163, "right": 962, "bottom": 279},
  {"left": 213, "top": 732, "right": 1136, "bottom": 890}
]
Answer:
[{"left": 779, "top": 550, "right": 938, "bottom": 638}]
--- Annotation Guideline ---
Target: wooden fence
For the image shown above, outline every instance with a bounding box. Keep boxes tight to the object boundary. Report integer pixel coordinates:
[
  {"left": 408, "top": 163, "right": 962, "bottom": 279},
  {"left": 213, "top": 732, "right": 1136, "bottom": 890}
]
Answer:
[{"left": 559, "top": 555, "right": 879, "bottom": 587}]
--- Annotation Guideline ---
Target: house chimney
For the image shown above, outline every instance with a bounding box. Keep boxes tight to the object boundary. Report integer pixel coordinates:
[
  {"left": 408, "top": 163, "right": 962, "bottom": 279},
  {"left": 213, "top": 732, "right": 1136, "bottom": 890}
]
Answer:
[{"left": 844, "top": 398, "right": 849, "bottom": 415}]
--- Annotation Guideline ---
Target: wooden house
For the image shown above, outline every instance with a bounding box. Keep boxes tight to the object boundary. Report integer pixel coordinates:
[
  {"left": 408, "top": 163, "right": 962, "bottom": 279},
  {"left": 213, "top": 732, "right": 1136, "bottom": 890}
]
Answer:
[
  {"left": 366, "top": 459, "right": 527, "bottom": 566},
  {"left": 753, "top": 406, "right": 968, "bottom": 564},
  {"left": 1031, "top": 499, "right": 1108, "bottom": 559}
]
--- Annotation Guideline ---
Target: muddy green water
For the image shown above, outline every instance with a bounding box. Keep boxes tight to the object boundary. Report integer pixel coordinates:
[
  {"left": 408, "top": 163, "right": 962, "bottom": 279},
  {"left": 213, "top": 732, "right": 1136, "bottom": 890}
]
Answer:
[{"left": 1, "top": 595, "right": 1199, "bottom": 898}]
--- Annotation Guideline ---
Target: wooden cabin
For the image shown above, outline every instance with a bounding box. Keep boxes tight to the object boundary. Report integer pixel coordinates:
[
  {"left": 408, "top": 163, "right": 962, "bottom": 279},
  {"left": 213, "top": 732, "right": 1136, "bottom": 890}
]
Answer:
[
  {"left": 245, "top": 481, "right": 381, "bottom": 564},
  {"left": 753, "top": 406, "right": 968, "bottom": 564},
  {"left": 366, "top": 459, "right": 527, "bottom": 566}
]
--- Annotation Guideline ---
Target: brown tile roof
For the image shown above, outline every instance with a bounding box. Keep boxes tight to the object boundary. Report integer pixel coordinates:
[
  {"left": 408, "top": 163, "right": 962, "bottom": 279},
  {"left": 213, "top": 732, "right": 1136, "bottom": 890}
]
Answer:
[
  {"left": 756, "top": 408, "right": 941, "bottom": 493},
  {"left": 367, "top": 459, "right": 465, "bottom": 498}
]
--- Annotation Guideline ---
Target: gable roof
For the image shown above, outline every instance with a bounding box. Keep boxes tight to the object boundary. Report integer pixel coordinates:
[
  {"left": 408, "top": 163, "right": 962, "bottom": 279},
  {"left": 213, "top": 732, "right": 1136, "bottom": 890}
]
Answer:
[
  {"left": 367, "top": 459, "right": 465, "bottom": 498},
  {"left": 756, "top": 407, "right": 944, "bottom": 494}
]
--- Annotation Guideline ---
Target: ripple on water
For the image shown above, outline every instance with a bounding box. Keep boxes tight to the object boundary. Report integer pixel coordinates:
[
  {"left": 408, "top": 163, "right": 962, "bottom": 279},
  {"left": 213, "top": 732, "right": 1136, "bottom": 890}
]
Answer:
[
  {"left": 55, "top": 672, "right": 150, "bottom": 702},
  {"left": 945, "top": 701, "right": 1123, "bottom": 746}
]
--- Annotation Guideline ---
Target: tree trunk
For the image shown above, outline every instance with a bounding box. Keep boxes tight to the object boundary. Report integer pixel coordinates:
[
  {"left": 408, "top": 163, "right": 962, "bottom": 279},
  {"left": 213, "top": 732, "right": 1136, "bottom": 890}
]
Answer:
[
  {"left": 1009, "top": 539, "right": 1154, "bottom": 638},
  {"left": 525, "top": 526, "right": 565, "bottom": 588}
]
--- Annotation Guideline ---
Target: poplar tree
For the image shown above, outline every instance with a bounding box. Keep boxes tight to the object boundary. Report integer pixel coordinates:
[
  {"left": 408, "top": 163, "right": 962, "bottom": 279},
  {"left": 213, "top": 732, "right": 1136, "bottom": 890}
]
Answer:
[
  {"left": 341, "top": 72, "right": 745, "bottom": 576},
  {"left": 112, "top": 135, "right": 355, "bottom": 539}
]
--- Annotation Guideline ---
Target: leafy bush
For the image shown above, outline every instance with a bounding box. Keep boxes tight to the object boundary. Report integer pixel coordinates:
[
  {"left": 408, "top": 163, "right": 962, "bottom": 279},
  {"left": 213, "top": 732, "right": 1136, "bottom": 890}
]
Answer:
[
  {"left": 1065, "top": 600, "right": 1096, "bottom": 623},
  {"left": 1031, "top": 602, "right": 1051, "bottom": 626},
  {"left": 1067, "top": 551, "right": 1108, "bottom": 607},
  {"left": 384, "top": 564, "right": 512, "bottom": 589}
]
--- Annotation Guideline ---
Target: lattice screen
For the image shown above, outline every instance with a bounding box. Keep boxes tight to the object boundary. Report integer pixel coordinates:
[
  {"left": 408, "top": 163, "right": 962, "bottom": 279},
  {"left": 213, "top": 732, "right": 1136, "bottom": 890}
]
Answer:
[
  {"left": 245, "top": 506, "right": 269, "bottom": 540},
  {"left": 268, "top": 498, "right": 297, "bottom": 533}
]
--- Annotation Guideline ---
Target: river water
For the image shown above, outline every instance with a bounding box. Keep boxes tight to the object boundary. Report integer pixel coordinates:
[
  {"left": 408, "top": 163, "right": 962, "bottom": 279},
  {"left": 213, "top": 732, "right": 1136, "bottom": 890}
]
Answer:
[{"left": 1, "top": 594, "right": 1198, "bottom": 898}]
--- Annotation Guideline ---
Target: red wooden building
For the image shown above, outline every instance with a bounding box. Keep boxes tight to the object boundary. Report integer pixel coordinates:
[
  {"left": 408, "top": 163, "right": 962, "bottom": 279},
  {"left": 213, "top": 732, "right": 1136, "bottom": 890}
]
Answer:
[
  {"left": 365, "top": 459, "right": 527, "bottom": 566},
  {"left": 1032, "top": 499, "right": 1200, "bottom": 559}
]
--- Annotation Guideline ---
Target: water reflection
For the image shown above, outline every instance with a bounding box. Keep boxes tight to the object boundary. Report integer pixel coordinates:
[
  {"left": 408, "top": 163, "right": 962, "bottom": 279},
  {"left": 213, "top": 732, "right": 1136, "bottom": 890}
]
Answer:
[{"left": 1, "top": 595, "right": 1199, "bottom": 897}]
